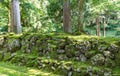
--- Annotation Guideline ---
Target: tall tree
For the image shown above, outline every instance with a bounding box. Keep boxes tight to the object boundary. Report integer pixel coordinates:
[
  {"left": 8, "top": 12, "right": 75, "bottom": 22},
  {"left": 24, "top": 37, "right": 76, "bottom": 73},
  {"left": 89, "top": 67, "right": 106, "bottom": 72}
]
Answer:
[
  {"left": 96, "top": 17, "right": 100, "bottom": 36},
  {"left": 8, "top": 1, "right": 11, "bottom": 32},
  {"left": 63, "top": 0, "right": 71, "bottom": 33},
  {"left": 102, "top": 17, "right": 105, "bottom": 37},
  {"left": 11, "top": 0, "right": 22, "bottom": 34},
  {"left": 78, "top": 0, "right": 84, "bottom": 32}
]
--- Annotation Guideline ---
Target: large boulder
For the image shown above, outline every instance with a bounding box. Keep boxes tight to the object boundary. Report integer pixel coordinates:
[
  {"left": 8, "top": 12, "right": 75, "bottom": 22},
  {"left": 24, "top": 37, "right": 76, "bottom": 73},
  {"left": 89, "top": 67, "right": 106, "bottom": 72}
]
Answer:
[
  {"left": 85, "top": 50, "right": 97, "bottom": 59},
  {"left": 98, "top": 45, "right": 107, "bottom": 53},
  {"left": 65, "top": 45, "right": 76, "bottom": 58},
  {"left": 89, "top": 38, "right": 99, "bottom": 50},
  {"left": 76, "top": 41, "right": 91, "bottom": 54},
  {"left": 0, "top": 37, "right": 4, "bottom": 48},
  {"left": 108, "top": 44, "right": 119, "bottom": 53},
  {"left": 7, "top": 39, "right": 21, "bottom": 52},
  {"left": 104, "top": 58, "right": 115, "bottom": 67},
  {"left": 91, "top": 54, "right": 105, "bottom": 65}
]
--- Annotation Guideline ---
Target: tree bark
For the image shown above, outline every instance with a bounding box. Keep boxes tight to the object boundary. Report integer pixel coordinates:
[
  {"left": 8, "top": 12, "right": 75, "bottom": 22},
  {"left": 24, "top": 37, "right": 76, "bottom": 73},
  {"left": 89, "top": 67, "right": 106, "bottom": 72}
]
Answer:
[
  {"left": 8, "top": 2, "right": 11, "bottom": 32},
  {"left": 8, "top": 9, "right": 11, "bottom": 32},
  {"left": 11, "top": 0, "right": 22, "bottom": 34},
  {"left": 63, "top": 0, "right": 71, "bottom": 33},
  {"left": 102, "top": 17, "right": 105, "bottom": 37},
  {"left": 78, "top": 0, "right": 84, "bottom": 33},
  {"left": 96, "top": 17, "right": 100, "bottom": 36}
]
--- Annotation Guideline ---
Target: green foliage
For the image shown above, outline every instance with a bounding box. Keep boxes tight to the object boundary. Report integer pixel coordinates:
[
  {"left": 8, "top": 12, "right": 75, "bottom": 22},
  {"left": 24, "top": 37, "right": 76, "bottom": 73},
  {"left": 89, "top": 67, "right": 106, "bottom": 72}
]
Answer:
[
  {"left": 0, "top": 25, "right": 8, "bottom": 32},
  {"left": 0, "top": 0, "right": 119, "bottom": 36}
]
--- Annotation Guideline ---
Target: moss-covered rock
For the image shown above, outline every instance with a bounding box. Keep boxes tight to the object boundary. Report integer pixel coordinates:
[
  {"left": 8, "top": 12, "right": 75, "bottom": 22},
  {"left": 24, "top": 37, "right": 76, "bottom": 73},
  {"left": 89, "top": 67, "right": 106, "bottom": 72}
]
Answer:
[
  {"left": 0, "top": 37, "right": 4, "bottom": 48},
  {"left": 7, "top": 39, "right": 21, "bottom": 52},
  {"left": 65, "top": 44, "right": 76, "bottom": 58},
  {"left": 105, "top": 58, "right": 116, "bottom": 67},
  {"left": 85, "top": 50, "right": 97, "bottom": 59},
  {"left": 91, "top": 54, "right": 105, "bottom": 65}
]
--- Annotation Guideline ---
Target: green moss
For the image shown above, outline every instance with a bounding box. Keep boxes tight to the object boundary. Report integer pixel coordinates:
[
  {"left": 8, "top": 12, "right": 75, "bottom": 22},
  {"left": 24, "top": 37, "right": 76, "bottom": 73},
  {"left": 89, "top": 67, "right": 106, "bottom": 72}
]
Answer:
[
  {"left": 3, "top": 52, "right": 11, "bottom": 61},
  {"left": 0, "top": 33, "right": 120, "bottom": 75},
  {"left": 115, "top": 50, "right": 120, "bottom": 65},
  {"left": 0, "top": 51, "right": 4, "bottom": 61},
  {"left": 85, "top": 50, "right": 97, "bottom": 58},
  {"left": 5, "top": 33, "right": 22, "bottom": 39},
  {"left": 100, "top": 37, "right": 120, "bottom": 44},
  {"left": 0, "top": 62, "right": 61, "bottom": 76},
  {"left": 65, "top": 44, "right": 76, "bottom": 58},
  {"left": 113, "top": 67, "right": 120, "bottom": 76},
  {"left": 31, "top": 46, "right": 38, "bottom": 53}
]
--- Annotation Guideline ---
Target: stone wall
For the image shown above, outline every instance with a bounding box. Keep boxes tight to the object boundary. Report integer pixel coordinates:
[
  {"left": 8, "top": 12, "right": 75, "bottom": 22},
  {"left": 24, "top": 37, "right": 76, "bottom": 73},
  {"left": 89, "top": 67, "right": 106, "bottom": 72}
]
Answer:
[{"left": 0, "top": 33, "right": 120, "bottom": 76}]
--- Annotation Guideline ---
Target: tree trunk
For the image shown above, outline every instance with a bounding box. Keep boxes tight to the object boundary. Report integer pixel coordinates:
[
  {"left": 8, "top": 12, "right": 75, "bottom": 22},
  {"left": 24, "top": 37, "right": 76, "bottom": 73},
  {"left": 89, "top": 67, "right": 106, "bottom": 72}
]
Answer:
[
  {"left": 8, "top": 9, "right": 11, "bottom": 32},
  {"left": 102, "top": 17, "right": 105, "bottom": 37},
  {"left": 11, "top": 0, "right": 22, "bottom": 34},
  {"left": 8, "top": 2, "right": 11, "bottom": 32},
  {"left": 96, "top": 17, "right": 100, "bottom": 36},
  {"left": 78, "top": 0, "right": 84, "bottom": 33},
  {"left": 63, "top": 0, "right": 71, "bottom": 33}
]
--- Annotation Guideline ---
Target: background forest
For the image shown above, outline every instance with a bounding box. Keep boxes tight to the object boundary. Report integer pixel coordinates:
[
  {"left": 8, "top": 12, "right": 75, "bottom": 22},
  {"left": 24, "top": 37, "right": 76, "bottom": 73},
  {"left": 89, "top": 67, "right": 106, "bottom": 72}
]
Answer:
[{"left": 0, "top": 0, "right": 120, "bottom": 37}]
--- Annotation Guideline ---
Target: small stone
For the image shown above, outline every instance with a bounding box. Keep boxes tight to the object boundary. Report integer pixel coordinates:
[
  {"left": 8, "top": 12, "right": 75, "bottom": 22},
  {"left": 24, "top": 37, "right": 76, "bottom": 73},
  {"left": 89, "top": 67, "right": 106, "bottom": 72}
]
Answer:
[
  {"left": 86, "top": 66, "right": 93, "bottom": 73},
  {"left": 32, "top": 42, "right": 35, "bottom": 46},
  {"left": 103, "top": 51, "right": 111, "bottom": 57},
  {"left": 47, "top": 56, "right": 50, "bottom": 59},
  {"left": 104, "top": 72, "right": 111, "bottom": 76},
  {"left": 76, "top": 68, "right": 81, "bottom": 73},
  {"left": 26, "top": 49, "right": 31, "bottom": 53},
  {"left": 37, "top": 61, "right": 42, "bottom": 66},
  {"left": 68, "top": 71, "right": 72, "bottom": 76},
  {"left": 21, "top": 59, "right": 25, "bottom": 63},
  {"left": 88, "top": 72, "right": 93, "bottom": 76},
  {"left": 58, "top": 55, "right": 68, "bottom": 60},
  {"left": 79, "top": 54, "right": 86, "bottom": 62},
  {"left": 75, "top": 57, "right": 80, "bottom": 61},
  {"left": 67, "top": 66, "right": 72, "bottom": 71},
  {"left": 76, "top": 45, "right": 86, "bottom": 54},
  {"left": 18, "top": 63, "right": 23, "bottom": 66},
  {"left": 51, "top": 66, "right": 55, "bottom": 71},
  {"left": 38, "top": 66, "right": 42, "bottom": 69},
  {"left": 11, "top": 53, "right": 16, "bottom": 57},
  {"left": 57, "top": 49, "right": 65, "bottom": 54},
  {"left": 58, "top": 55, "right": 64, "bottom": 60}
]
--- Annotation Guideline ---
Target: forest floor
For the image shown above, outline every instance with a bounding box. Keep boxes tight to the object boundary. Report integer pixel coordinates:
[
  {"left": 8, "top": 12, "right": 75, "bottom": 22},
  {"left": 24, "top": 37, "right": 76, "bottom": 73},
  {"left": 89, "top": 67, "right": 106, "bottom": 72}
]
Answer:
[
  {"left": 86, "top": 27, "right": 120, "bottom": 37},
  {"left": 0, "top": 62, "right": 60, "bottom": 76}
]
